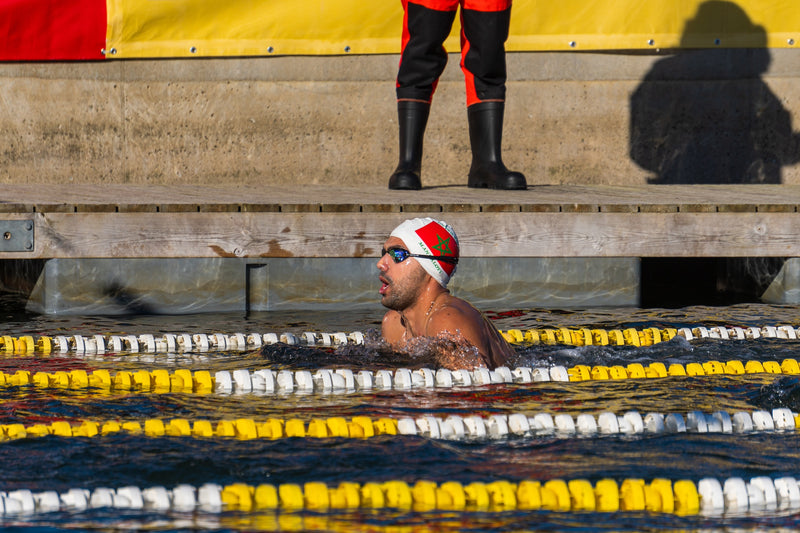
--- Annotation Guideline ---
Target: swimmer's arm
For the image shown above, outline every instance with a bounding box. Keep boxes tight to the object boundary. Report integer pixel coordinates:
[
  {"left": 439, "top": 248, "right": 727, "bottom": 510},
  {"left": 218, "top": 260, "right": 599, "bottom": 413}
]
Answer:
[{"left": 380, "top": 310, "right": 405, "bottom": 347}]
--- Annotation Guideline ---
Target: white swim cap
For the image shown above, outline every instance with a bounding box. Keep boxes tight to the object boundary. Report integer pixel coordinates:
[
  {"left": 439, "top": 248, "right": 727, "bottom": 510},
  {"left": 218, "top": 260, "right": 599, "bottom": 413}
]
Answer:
[{"left": 390, "top": 217, "right": 459, "bottom": 287}]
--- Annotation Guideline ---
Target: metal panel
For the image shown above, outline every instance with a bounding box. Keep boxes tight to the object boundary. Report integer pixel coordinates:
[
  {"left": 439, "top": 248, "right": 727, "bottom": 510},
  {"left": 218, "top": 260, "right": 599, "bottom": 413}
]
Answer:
[{"left": 0, "top": 220, "right": 34, "bottom": 252}]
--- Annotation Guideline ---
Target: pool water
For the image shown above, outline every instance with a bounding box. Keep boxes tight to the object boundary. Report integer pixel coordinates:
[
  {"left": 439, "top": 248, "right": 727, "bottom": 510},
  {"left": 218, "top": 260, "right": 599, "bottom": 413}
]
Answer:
[{"left": 2, "top": 299, "right": 800, "bottom": 530}]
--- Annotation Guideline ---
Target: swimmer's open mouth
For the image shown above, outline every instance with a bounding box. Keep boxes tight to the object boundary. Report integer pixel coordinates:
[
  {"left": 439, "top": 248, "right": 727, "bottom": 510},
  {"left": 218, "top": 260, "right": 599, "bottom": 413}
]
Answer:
[{"left": 379, "top": 275, "right": 390, "bottom": 295}]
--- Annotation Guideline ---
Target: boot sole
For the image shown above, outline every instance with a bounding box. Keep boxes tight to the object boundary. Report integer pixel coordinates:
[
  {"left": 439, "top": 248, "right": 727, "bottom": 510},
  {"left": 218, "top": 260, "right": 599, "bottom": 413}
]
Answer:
[{"left": 468, "top": 181, "right": 527, "bottom": 190}]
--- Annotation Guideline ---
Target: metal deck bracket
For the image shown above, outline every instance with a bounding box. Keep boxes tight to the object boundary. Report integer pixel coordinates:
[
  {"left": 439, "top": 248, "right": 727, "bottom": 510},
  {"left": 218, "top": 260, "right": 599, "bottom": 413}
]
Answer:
[{"left": 0, "top": 220, "right": 34, "bottom": 252}]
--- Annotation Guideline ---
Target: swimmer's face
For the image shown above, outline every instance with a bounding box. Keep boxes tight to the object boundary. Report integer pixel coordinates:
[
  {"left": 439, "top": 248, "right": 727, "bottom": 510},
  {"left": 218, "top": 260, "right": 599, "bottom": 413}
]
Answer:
[{"left": 377, "top": 236, "right": 428, "bottom": 311}]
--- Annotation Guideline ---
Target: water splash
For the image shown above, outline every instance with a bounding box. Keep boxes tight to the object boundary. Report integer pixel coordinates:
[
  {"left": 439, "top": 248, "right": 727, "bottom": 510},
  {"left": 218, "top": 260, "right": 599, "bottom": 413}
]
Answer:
[
  {"left": 749, "top": 376, "right": 800, "bottom": 411},
  {"left": 258, "top": 328, "right": 482, "bottom": 370}
]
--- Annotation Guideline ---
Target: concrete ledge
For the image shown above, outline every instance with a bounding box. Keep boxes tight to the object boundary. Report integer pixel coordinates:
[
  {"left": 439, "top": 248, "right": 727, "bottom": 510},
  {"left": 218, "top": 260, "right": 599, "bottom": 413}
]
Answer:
[{"left": 1, "top": 50, "right": 799, "bottom": 187}]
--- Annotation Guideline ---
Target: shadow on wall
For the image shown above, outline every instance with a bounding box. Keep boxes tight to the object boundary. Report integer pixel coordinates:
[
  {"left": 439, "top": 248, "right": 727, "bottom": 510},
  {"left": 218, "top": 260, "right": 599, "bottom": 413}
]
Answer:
[
  {"left": 630, "top": 1, "right": 800, "bottom": 307},
  {"left": 630, "top": 0, "right": 800, "bottom": 184}
]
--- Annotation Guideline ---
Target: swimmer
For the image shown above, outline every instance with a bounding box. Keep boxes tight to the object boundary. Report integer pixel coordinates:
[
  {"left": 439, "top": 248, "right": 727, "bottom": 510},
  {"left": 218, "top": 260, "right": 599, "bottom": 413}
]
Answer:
[{"left": 378, "top": 218, "right": 514, "bottom": 369}]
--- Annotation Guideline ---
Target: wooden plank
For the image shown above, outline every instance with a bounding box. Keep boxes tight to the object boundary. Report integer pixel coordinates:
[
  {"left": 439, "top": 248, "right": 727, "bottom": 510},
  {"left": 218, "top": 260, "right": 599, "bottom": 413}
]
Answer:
[
  {"left": 442, "top": 204, "right": 481, "bottom": 213},
  {"left": 561, "top": 204, "right": 599, "bottom": 213},
  {"left": 361, "top": 204, "right": 400, "bottom": 213},
  {"left": 757, "top": 204, "right": 797, "bottom": 213},
  {"left": 521, "top": 204, "right": 560, "bottom": 213},
  {"left": 280, "top": 204, "right": 321, "bottom": 213},
  {"left": 600, "top": 204, "right": 638, "bottom": 213},
  {"left": 717, "top": 204, "right": 757, "bottom": 213},
  {"left": 240, "top": 204, "right": 281, "bottom": 213},
  {"left": 199, "top": 204, "right": 240, "bottom": 213},
  {"left": 321, "top": 204, "right": 361, "bottom": 213},
  {"left": 1, "top": 184, "right": 799, "bottom": 260},
  {"left": 679, "top": 204, "right": 717, "bottom": 212},
  {"left": 34, "top": 204, "right": 75, "bottom": 213},
  {"left": 2, "top": 184, "right": 800, "bottom": 211},
  {"left": 639, "top": 204, "right": 677, "bottom": 213},
  {"left": 0, "top": 203, "right": 33, "bottom": 213},
  {"left": 117, "top": 204, "right": 159, "bottom": 213},
  {"left": 8, "top": 211, "right": 799, "bottom": 259},
  {"left": 481, "top": 204, "right": 520, "bottom": 212},
  {"left": 160, "top": 204, "right": 202, "bottom": 213},
  {"left": 400, "top": 203, "right": 444, "bottom": 213}
]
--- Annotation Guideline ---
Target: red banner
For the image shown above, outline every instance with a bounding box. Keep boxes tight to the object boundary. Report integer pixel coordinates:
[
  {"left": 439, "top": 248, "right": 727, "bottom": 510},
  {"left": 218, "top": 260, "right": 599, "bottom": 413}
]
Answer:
[{"left": 0, "top": 0, "right": 106, "bottom": 60}]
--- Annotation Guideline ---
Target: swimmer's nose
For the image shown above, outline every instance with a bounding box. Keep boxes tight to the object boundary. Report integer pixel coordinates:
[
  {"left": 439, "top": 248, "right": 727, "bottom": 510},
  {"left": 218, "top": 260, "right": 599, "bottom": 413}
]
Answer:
[{"left": 377, "top": 252, "right": 392, "bottom": 271}]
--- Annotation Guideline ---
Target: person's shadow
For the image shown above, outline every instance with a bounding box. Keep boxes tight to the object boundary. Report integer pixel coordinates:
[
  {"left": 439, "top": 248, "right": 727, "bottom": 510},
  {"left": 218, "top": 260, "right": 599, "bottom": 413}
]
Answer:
[
  {"left": 630, "top": 1, "right": 800, "bottom": 306},
  {"left": 630, "top": 1, "right": 800, "bottom": 184}
]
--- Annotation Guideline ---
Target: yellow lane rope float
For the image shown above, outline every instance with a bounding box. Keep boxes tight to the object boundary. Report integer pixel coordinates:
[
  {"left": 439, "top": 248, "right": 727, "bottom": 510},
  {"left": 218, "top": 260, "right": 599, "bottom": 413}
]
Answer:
[
  {"left": 0, "top": 325, "right": 798, "bottom": 357},
  {"left": 1, "top": 409, "right": 797, "bottom": 441},
  {"left": 3, "top": 476, "right": 800, "bottom": 515},
  {"left": 1, "top": 359, "right": 798, "bottom": 396}
]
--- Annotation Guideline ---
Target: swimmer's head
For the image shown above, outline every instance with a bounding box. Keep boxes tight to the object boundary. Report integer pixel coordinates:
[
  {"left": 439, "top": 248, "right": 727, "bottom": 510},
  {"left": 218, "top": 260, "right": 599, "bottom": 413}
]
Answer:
[{"left": 389, "top": 218, "right": 459, "bottom": 287}]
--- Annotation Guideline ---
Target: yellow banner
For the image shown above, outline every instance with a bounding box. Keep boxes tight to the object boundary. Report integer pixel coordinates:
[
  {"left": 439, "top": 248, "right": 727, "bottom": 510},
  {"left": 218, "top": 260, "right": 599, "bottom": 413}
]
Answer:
[{"left": 106, "top": 0, "right": 800, "bottom": 58}]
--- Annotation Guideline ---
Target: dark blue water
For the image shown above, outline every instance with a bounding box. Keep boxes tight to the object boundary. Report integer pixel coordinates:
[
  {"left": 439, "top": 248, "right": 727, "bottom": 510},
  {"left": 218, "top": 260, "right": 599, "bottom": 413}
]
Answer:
[{"left": 2, "top": 301, "right": 800, "bottom": 530}]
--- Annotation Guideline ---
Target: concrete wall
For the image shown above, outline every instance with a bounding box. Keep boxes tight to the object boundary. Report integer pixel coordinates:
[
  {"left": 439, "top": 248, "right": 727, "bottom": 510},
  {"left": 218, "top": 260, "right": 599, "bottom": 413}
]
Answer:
[
  {"left": 1, "top": 50, "right": 800, "bottom": 187},
  {"left": 25, "top": 257, "right": 639, "bottom": 314}
]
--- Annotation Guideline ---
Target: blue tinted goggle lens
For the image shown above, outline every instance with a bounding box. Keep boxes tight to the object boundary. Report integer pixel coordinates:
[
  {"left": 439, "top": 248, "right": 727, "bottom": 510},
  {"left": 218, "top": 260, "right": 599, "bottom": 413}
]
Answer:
[{"left": 381, "top": 247, "right": 411, "bottom": 263}]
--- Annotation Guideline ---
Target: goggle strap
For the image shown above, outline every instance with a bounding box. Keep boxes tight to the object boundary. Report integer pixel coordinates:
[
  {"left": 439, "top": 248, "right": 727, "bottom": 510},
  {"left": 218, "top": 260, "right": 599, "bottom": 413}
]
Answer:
[{"left": 382, "top": 247, "right": 458, "bottom": 265}]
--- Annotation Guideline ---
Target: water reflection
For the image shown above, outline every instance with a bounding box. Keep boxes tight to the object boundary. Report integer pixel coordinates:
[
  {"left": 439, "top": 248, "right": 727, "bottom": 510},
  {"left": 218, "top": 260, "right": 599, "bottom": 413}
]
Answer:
[{"left": 1, "top": 302, "right": 800, "bottom": 529}]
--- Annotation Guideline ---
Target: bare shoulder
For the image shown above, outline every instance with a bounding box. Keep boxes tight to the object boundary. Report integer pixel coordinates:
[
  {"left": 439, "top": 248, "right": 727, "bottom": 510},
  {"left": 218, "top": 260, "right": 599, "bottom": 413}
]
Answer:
[
  {"left": 428, "top": 297, "right": 513, "bottom": 369},
  {"left": 381, "top": 310, "right": 405, "bottom": 346},
  {"left": 427, "top": 297, "right": 484, "bottom": 338}
]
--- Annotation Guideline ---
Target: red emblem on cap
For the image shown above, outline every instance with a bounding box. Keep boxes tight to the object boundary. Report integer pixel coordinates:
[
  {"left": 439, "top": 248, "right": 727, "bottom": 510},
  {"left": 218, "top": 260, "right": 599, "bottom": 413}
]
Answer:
[{"left": 415, "top": 221, "right": 458, "bottom": 275}]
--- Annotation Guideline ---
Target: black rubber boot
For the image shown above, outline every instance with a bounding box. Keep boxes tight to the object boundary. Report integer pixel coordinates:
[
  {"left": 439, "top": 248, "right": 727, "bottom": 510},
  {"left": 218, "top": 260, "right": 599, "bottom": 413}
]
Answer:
[
  {"left": 467, "top": 101, "right": 527, "bottom": 190},
  {"left": 389, "top": 101, "right": 430, "bottom": 190}
]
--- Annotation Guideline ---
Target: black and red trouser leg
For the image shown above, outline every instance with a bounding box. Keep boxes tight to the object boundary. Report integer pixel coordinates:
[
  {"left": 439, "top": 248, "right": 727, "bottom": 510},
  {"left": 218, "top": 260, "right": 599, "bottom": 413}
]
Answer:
[
  {"left": 396, "top": 0, "right": 512, "bottom": 106},
  {"left": 390, "top": 0, "right": 525, "bottom": 190}
]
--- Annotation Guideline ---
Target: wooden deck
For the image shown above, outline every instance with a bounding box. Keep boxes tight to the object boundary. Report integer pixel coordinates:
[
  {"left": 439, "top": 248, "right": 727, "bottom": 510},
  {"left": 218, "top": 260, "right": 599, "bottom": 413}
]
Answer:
[{"left": 1, "top": 184, "right": 799, "bottom": 259}]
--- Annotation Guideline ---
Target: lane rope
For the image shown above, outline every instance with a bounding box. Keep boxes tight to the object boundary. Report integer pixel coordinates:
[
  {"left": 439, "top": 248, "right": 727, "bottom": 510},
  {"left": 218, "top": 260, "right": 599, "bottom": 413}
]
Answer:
[
  {"left": 0, "top": 332, "right": 364, "bottom": 356},
  {"left": 501, "top": 325, "right": 800, "bottom": 346},
  {"left": 0, "top": 325, "right": 798, "bottom": 357},
  {"left": 3, "top": 475, "right": 800, "bottom": 515},
  {"left": 2, "top": 359, "right": 798, "bottom": 396},
  {"left": 2, "top": 409, "right": 797, "bottom": 441}
]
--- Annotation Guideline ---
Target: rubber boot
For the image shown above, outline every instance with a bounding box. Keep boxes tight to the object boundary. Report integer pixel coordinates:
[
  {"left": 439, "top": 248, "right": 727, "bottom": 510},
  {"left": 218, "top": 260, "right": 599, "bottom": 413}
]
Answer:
[
  {"left": 389, "top": 101, "right": 430, "bottom": 190},
  {"left": 467, "top": 101, "right": 527, "bottom": 190}
]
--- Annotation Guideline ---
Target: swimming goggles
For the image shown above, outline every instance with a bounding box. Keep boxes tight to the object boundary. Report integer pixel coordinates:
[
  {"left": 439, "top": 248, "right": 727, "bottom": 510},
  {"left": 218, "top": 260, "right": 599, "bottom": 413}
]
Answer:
[{"left": 381, "top": 247, "right": 458, "bottom": 265}]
